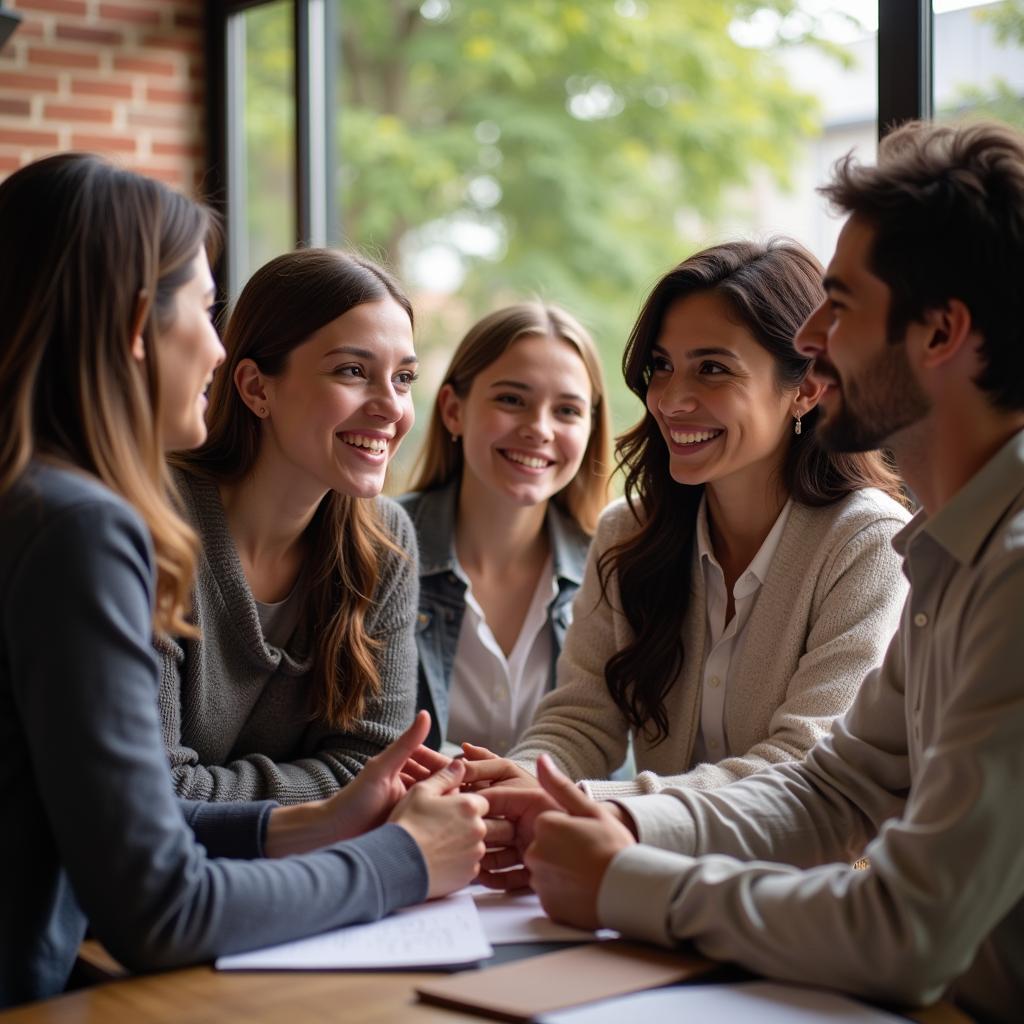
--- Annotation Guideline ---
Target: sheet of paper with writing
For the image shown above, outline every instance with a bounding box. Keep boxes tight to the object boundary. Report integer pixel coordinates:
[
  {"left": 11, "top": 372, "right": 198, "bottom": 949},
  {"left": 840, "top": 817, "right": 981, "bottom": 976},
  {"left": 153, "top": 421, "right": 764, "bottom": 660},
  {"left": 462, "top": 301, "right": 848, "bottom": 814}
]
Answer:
[{"left": 215, "top": 893, "right": 492, "bottom": 971}]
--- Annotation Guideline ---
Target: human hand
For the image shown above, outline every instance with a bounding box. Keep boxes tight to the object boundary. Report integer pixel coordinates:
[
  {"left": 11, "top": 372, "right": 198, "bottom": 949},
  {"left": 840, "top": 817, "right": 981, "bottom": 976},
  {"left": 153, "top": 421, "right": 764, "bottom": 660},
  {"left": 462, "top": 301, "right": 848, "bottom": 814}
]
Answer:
[
  {"left": 390, "top": 758, "right": 488, "bottom": 899},
  {"left": 524, "top": 755, "right": 636, "bottom": 930},
  {"left": 459, "top": 743, "right": 540, "bottom": 790},
  {"left": 263, "top": 711, "right": 434, "bottom": 858},
  {"left": 399, "top": 741, "right": 450, "bottom": 787},
  {"left": 322, "top": 710, "right": 435, "bottom": 841},
  {"left": 475, "top": 785, "right": 562, "bottom": 891}
]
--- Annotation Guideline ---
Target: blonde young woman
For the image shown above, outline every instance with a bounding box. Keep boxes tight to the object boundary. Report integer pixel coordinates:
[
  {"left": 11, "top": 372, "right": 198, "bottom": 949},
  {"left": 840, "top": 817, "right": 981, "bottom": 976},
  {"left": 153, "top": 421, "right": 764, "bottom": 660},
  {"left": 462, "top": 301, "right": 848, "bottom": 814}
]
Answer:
[
  {"left": 160, "top": 249, "right": 427, "bottom": 804},
  {"left": 0, "top": 154, "right": 485, "bottom": 1008},
  {"left": 399, "top": 304, "right": 612, "bottom": 752}
]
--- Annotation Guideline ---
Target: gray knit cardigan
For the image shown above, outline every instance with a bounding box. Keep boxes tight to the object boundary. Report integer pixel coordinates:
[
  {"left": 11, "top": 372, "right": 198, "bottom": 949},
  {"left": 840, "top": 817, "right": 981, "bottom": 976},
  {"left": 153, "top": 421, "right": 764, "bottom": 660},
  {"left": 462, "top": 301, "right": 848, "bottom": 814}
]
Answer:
[{"left": 157, "top": 468, "right": 418, "bottom": 804}]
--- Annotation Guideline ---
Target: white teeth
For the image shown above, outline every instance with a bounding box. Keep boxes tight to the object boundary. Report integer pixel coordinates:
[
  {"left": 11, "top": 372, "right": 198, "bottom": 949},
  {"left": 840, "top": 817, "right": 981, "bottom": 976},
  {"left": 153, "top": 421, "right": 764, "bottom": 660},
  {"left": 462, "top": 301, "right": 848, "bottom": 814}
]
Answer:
[
  {"left": 670, "top": 429, "right": 723, "bottom": 446},
  {"left": 340, "top": 433, "right": 388, "bottom": 453},
  {"left": 504, "top": 451, "right": 550, "bottom": 469}
]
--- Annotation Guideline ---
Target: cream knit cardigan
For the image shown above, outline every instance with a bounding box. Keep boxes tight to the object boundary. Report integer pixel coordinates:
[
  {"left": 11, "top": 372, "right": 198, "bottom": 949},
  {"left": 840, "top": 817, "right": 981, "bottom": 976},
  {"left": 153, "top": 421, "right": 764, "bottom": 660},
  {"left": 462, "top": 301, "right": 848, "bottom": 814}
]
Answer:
[{"left": 509, "top": 488, "right": 910, "bottom": 798}]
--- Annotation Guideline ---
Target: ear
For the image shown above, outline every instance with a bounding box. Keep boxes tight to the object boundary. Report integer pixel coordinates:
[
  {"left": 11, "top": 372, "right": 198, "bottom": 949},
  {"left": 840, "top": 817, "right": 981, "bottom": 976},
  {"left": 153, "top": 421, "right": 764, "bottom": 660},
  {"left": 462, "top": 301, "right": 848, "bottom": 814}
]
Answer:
[
  {"left": 234, "top": 358, "right": 270, "bottom": 417},
  {"left": 130, "top": 292, "right": 148, "bottom": 363},
  {"left": 917, "top": 298, "right": 974, "bottom": 370},
  {"left": 437, "top": 383, "right": 464, "bottom": 438},
  {"left": 792, "top": 372, "right": 825, "bottom": 418}
]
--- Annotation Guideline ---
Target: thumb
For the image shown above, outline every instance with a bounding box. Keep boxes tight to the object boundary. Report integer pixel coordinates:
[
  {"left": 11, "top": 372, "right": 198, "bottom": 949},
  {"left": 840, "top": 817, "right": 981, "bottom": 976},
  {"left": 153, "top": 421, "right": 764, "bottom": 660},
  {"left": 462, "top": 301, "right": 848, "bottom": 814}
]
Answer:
[
  {"left": 461, "top": 742, "right": 500, "bottom": 762},
  {"left": 369, "top": 710, "right": 431, "bottom": 777},
  {"left": 418, "top": 755, "right": 467, "bottom": 795},
  {"left": 536, "top": 754, "right": 600, "bottom": 818}
]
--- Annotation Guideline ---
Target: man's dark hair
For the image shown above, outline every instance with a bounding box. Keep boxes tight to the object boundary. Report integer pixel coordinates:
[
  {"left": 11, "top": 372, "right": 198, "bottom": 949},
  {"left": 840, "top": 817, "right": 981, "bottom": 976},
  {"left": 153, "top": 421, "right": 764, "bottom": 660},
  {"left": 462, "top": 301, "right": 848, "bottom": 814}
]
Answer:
[{"left": 821, "top": 119, "right": 1024, "bottom": 411}]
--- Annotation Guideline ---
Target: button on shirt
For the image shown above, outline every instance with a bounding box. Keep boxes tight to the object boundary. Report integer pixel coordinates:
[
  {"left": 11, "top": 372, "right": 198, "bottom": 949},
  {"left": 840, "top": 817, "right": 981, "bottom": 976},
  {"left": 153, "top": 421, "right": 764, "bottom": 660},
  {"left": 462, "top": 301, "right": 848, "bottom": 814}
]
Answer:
[
  {"left": 445, "top": 555, "right": 558, "bottom": 755},
  {"left": 691, "top": 496, "right": 793, "bottom": 766}
]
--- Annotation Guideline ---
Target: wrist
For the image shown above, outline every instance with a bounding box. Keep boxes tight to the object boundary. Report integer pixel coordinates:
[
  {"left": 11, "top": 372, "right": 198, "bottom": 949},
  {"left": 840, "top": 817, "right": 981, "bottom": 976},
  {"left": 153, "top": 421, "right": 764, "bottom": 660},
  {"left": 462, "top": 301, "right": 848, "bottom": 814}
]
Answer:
[{"left": 264, "top": 798, "right": 336, "bottom": 858}]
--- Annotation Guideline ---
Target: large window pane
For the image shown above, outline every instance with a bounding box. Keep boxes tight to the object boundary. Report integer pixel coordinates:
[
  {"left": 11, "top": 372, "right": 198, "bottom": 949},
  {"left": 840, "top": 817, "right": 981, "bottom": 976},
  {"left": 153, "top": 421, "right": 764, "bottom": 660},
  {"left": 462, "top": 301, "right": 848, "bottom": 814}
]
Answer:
[
  {"left": 228, "top": 0, "right": 296, "bottom": 295},
  {"left": 331, "top": 1, "right": 880, "bottom": 484},
  {"left": 934, "top": 0, "right": 1024, "bottom": 128}
]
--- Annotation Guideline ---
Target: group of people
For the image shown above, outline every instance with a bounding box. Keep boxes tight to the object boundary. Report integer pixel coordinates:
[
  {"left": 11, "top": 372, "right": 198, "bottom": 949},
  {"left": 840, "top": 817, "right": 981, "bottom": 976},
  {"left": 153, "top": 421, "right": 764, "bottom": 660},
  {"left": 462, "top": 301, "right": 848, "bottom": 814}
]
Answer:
[{"left": 1, "top": 115, "right": 1021, "bottom": 1023}]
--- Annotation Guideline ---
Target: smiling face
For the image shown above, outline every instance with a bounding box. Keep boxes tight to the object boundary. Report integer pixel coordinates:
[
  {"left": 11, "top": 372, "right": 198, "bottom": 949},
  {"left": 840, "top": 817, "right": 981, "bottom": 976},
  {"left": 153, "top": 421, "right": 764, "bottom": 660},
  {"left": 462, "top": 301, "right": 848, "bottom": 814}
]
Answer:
[
  {"left": 255, "top": 298, "right": 417, "bottom": 500},
  {"left": 645, "top": 290, "right": 796, "bottom": 495},
  {"left": 155, "top": 249, "right": 225, "bottom": 451},
  {"left": 795, "top": 215, "right": 931, "bottom": 452},
  {"left": 442, "top": 333, "right": 594, "bottom": 508}
]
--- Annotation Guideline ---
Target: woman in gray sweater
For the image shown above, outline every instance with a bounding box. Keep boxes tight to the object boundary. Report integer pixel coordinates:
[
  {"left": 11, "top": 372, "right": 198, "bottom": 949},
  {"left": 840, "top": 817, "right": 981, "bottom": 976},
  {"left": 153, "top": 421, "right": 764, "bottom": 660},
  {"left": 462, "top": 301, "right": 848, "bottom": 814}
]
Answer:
[
  {"left": 160, "top": 250, "right": 424, "bottom": 804},
  {"left": 0, "top": 154, "right": 485, "bottom": 1008}
]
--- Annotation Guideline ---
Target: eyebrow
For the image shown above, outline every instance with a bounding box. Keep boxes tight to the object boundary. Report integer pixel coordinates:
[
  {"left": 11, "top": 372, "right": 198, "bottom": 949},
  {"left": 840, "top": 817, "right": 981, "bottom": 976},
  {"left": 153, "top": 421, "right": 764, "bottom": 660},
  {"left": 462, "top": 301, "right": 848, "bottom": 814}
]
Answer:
[
  {"left": 652, "top": 344, "right": 740, "bottom": 360},
  {"left": 488, "top": 379, "right": 589, "bottom": 404},
  {"left": 322, "top": 346, "right": 418, "bottom": 365},
  {"left": 822, "top": 275, "right": 853, "bottom": 296}
]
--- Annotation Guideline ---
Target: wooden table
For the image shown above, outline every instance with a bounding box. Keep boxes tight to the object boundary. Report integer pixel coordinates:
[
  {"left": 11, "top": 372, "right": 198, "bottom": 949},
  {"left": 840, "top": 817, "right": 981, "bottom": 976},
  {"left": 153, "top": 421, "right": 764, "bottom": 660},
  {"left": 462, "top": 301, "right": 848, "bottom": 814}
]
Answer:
[{"left": 0, "top": 944, "right": 975, "bottom": 1024}]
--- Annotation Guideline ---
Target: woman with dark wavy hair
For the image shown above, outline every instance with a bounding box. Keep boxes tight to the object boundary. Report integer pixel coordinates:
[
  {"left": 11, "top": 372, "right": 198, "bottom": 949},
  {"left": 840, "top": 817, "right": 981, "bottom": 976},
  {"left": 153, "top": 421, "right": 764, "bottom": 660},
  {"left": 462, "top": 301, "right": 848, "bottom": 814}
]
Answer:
[{"left": 458, "top": 239, "right": 910, "bottom": 797}]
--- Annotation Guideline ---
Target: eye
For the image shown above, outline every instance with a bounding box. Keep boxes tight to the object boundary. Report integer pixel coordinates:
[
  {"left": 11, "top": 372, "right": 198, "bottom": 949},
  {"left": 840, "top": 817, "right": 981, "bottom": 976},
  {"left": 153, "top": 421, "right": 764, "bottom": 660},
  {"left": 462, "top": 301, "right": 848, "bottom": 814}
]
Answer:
[
  {"left": 556, "top": 404, "right": 584, "bottom": 419},
  {"left": 650, "top": 354, "right": 672, "bottom": 374},
  {"left": 332, "top": 364, "right": 365, "bottom": 379},
  {"left": 393, "top": 370, "right": 419, "bottom": 391},
  {"left": 494, "top": 392, "right": 525, "bottom": 407},
  {"left": 699, "top": 361, "right": 729, "bottom": 376}
]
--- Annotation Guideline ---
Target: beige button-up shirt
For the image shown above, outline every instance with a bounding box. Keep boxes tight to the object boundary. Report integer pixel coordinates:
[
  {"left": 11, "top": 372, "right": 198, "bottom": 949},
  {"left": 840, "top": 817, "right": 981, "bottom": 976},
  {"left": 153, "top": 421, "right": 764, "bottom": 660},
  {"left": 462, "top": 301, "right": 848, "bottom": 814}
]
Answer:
[{"left": 601, "top": 429, "right": 1024, "bottom": 1022}]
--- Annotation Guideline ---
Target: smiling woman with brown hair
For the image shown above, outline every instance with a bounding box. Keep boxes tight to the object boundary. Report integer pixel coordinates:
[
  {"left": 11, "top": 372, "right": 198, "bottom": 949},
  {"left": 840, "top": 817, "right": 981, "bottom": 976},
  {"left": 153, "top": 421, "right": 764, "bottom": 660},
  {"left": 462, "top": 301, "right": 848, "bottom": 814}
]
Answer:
[{"left": 457, "top": 239, "right": 911, "bottom": 796}]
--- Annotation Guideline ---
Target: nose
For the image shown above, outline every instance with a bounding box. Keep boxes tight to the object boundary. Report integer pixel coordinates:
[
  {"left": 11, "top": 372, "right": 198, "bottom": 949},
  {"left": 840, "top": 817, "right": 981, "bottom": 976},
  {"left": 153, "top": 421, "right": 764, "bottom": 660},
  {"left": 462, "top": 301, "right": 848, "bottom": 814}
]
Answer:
[
  {"left": 655, "top": 372, "right": 699, "bottom": 416},
  {"left": 366, "top": 380, "right": 404, "bottom": 423},
  {"left": 795, "top": 299, "right": 829, "bottom": 359},
  {"left": 519, "top": 405, "right": 554, "bottom": 443}
]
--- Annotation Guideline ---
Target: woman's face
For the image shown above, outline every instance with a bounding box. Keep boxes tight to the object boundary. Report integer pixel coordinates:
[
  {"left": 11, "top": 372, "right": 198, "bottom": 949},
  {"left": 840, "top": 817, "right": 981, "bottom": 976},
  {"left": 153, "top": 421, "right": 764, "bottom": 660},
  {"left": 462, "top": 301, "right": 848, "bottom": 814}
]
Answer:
[
  {"left": 645, "top": 290, "right": 795, "bottom": 495},
  {"left": 442, "top": 334, "right": 594, "bottom": 509},
  {"left": 156, "top": 249, "right": 225, "bottom": 451},
  {"left": 257, "top": 298, "right": 417, "bottom": 500}
]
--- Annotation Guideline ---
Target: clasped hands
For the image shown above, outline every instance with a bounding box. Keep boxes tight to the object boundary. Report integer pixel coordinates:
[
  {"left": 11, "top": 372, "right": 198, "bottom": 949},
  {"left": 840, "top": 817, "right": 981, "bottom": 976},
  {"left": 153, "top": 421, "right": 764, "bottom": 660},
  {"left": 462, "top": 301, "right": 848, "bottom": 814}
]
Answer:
[
  {"left": 403, "top": 740, "right": 638, "bottom": 930},
  {"left": 265, "top": 719, "right": 635, "bottom": 927}
]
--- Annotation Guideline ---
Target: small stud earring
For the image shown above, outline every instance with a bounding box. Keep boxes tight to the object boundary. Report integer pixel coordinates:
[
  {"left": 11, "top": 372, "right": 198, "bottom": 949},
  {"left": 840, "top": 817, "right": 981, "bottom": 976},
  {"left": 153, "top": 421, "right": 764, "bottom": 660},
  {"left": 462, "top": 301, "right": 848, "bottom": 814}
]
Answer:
[
  {"left": 258, "top": 406, "right": 267, "bottom": 417},
  {"left": 451, "top": 432, "right": 460, "bottom": 443},
  {"left": 794, "top": 413, "right": 802, "bottom": 436}
]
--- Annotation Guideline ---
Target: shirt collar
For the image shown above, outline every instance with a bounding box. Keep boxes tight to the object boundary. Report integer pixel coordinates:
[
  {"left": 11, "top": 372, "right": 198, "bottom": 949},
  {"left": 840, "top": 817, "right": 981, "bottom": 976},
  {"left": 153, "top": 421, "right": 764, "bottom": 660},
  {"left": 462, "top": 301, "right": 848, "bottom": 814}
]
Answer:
[
  {"left": 696, "top": 493, "right": 793, "bottom": 587},
  {"left": 895, "top": 428, "right": 1024, "bottom": 567},
  {"left": 411, "top": 479, "right": 591, "bottom": 586}
]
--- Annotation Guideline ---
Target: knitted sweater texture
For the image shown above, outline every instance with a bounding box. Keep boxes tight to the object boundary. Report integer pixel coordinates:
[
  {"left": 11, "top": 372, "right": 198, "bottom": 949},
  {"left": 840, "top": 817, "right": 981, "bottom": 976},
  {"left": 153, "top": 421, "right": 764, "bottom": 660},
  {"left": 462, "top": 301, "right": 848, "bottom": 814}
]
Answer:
[
  {"left": 158, "top": 469, "right": 418, "bottom": 804},
  {"left": 510, "top": 488, "right": 909, "bottom": 796}
]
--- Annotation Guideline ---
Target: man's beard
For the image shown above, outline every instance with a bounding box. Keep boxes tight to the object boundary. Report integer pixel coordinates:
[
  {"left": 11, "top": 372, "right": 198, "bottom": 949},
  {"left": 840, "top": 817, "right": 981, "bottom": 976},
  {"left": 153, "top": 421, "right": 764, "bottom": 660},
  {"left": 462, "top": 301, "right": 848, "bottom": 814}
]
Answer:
[{"left": 815, "top": 341, "right": 931, "bottom": 453}]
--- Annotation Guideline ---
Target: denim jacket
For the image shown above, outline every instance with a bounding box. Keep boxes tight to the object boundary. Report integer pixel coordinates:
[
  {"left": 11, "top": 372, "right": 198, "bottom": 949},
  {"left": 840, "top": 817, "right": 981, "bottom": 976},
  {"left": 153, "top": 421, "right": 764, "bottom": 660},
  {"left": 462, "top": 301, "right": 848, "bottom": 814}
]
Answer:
[{"left": 398, "top": 482, "right": 591, "bottom": 750}]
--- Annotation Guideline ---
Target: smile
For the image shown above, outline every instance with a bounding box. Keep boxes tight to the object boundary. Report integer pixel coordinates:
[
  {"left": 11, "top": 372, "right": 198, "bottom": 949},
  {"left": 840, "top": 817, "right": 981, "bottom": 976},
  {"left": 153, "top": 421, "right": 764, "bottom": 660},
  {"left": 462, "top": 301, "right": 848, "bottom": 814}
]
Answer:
[
  {"left": 500, "top": 449, "right": 553, "bottom": 470},
  {"left": 338, "top": 432, "right": 390, "bottom": 456},
  {"left": 669, "top": 428, "right": 724, "bottom": 446}
]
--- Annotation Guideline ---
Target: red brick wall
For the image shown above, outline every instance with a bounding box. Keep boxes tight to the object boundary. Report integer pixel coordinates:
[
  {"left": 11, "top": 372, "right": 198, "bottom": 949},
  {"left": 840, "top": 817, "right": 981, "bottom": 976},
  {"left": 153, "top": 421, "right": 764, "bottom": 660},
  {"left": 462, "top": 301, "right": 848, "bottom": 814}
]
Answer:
[{"left": 0, "top": 0, "right": 206, "bottom": 193}]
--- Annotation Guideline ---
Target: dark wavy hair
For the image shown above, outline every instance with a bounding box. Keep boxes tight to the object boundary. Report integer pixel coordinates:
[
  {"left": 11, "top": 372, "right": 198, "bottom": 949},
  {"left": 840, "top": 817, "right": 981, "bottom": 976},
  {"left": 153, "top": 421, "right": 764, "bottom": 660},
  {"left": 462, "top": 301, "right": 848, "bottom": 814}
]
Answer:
[
  {"left": 821, "top": 118, "right": 1024, "bottom": 411},
  {"left": 600, "top": 239, "right": 905, "bottom": 744},
  {"left": 175, "top": 248, "right": 412, "bottom": 731}
]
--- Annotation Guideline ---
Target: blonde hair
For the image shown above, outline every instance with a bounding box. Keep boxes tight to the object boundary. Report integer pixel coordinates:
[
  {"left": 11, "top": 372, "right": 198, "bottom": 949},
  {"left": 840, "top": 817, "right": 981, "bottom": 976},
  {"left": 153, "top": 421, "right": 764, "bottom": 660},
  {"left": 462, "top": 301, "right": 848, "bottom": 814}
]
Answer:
[
  {"left": 0, "top": 153, "right": 210, "bottom": 637},
  {"left": 176, "top": 249, "right": 413, "bottom": 731},
  {"left": 412, "top": 303, "right": 612, "bottom": 534}
]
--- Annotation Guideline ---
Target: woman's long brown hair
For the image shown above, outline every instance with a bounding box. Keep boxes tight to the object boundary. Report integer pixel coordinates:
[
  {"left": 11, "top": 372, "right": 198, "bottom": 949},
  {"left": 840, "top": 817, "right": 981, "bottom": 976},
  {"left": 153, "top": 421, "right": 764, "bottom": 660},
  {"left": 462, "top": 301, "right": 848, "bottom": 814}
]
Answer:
[
  {"left": 602, "top": 239, "right": 906, "bottom": 744},
  {"left": 177, "top": 249, "right": 413, "bottom": 732},
  {"left": 411, "top": 302, "right": 612, "bottom": 535},
  {"left": 0, "top": 153, "right": 210, "bottom": 636}
]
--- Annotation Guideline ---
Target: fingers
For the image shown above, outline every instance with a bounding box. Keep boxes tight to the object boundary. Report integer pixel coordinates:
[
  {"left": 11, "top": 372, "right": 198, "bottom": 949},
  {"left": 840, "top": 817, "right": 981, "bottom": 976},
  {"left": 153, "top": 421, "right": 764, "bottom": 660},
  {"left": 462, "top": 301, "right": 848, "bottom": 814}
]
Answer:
[
  {"left": 461, "top": 742, "right": 500, "bottom": 762},
  {"left": 369, "top": 711, "right": 432, "bottom": 776},
  {"left": 415, "top": 755, "right": 466, "bottom": 795},
  {"left": 411, "top": 744, "right": 451, "bottom": 774},
  {"left": 484, "top": 817, "right": 515, "bottom": 847},
  {"left": 459, "top": 757, "right": 522, "bottom": 786},
  {"left": 482, "top": 786, "right": 558, "bottom": 821},
  {"left": 536, "top": 754, "right": 600, "bottom": 818},
  {"left": 481, "top": 846, "right": 523, "bottom": 873},
  {"left": 477, "top": 866, "right": 532, "bottom": 892}
]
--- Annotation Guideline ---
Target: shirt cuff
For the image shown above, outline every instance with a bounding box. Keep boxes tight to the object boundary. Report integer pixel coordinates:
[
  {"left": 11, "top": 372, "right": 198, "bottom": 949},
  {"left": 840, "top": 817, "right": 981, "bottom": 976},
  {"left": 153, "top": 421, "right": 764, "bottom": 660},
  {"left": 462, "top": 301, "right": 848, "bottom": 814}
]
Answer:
[
  {"left": 611, "top": 794, "right": 700, "bottom": 852},
  {"left": 581, "top": 778, "right": 645, "bottom": 799},
  {"left": 597, "top": 844, "right": 694, "bottom": 946},
  {"left": 342, "top": 822, "right": 430, "bottom": 914},
  {"left": 182, "top": 798, "right": 277, "bottom": 860}
]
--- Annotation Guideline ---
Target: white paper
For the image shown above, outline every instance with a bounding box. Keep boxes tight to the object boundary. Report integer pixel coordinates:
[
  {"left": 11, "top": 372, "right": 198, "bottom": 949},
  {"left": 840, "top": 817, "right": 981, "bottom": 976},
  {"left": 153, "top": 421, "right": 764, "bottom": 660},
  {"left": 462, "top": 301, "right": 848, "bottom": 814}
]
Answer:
[
  {"left": 215, "top": 893, "right": 492, "bottom": 971},
  {"left": 538, "top": 980, "right": 905, "bottom": 1023},
  {"left": 465, "top": 884, "right": 618, "bottom": 944}
]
